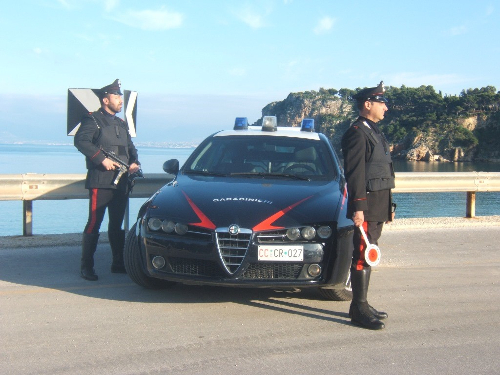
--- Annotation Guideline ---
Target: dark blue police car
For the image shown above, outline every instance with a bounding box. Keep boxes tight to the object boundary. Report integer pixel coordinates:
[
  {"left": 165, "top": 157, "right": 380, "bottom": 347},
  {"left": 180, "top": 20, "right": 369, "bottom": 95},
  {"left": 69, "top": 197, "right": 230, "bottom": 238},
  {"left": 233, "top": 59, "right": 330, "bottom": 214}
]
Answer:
[{"left": 124, "top": 117, "right": 354, "bottom": 300}]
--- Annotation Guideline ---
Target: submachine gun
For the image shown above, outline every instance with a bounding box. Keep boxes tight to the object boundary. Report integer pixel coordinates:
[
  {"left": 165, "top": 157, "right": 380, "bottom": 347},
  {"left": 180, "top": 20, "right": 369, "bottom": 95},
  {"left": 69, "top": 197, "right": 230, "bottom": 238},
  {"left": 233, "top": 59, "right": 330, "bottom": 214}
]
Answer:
[{"left": 99, "top": 147, "right": 144, "bottom": 191}]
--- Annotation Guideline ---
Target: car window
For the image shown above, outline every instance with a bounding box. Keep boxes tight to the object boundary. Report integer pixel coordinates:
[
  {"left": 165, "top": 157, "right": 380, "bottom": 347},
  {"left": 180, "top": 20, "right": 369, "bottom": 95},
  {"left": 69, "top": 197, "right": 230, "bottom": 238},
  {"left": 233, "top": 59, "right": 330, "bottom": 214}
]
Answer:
[{"left": 184, "top": 136, "right": 338, "bottom": 180}]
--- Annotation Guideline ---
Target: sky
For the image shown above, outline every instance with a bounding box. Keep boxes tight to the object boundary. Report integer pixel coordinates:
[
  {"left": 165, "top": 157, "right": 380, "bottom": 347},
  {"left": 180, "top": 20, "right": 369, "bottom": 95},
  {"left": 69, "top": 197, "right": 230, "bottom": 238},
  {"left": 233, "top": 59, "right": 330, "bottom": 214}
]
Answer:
[{"left": 0, "top": 0, "right": 499, "bottom": 145}]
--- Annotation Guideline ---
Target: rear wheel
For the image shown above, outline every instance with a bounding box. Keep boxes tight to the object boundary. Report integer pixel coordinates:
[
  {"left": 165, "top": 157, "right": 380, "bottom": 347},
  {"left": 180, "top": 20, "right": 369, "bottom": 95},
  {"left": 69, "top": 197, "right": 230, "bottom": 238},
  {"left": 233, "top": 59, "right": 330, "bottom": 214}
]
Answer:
[
  {"left": 318, "top": 269, "right": 352, "bottom": 301},
  {"left": 124, "top": 223, "right": 176, "bottom": 289}
]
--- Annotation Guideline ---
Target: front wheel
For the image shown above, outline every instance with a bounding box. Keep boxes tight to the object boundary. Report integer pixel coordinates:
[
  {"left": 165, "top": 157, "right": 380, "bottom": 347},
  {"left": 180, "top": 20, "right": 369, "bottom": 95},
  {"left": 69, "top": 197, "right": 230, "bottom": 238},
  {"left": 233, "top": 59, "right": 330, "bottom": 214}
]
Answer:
[
  {"left": 124, "top": 223, "right": 176, "bottom": 289},
  {"left": 318, "top": 269, "right": 352, "bottom": 301}
]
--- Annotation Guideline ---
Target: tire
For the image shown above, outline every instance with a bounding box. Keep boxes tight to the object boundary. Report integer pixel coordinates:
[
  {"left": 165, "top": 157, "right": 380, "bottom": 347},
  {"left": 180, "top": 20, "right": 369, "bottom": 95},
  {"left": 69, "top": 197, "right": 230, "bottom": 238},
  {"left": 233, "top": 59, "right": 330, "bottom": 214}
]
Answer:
[
  {"left": 318, "top": 269, "right": 352, "bottom": 301},
  {"left": 124, "top": 223, "right": 176, "bottom": 289}
]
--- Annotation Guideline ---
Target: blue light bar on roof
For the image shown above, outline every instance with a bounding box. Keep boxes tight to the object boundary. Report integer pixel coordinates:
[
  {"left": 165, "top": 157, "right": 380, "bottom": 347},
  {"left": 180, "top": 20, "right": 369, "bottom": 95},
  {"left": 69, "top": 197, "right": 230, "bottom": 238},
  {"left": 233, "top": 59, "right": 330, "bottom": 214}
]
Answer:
[
  {"left": 234, "top": 117, "right": 248, "bottom": 130},
  {"left": 262, "top": 116, "right": 277, "bottom": 132},
  {"left": 301, "top": 118, "right": 315, "bottom": 132}
]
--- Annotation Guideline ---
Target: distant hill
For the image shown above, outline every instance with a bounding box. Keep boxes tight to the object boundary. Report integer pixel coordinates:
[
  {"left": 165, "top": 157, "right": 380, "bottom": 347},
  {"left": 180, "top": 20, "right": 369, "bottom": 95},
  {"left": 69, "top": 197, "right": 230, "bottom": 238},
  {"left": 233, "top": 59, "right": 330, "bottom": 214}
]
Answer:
[{"left": 256, "top": 85, "right": 500, "bottom": 162}]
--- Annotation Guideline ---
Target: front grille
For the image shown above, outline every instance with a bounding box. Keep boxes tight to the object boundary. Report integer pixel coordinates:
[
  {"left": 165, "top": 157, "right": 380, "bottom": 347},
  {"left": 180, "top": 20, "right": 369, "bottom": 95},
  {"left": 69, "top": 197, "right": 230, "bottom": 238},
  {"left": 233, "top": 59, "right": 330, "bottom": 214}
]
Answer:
[
  {"left": 242, "top": 263, "right": 303, "bottom": 279},
  {"left": 256, "top": 230, "right": 287, "bottom": 243},
  {"left": 168, "top": 257, "right": 225, "bottom": 277},
  {"left": 215, "top": 228, "right": 252, "bottom": 274}
]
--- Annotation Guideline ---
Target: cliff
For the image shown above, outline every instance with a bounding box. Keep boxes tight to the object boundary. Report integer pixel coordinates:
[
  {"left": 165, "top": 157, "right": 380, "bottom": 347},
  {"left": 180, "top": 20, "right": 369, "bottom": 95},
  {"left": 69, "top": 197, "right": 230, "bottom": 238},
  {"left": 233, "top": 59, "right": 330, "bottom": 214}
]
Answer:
[{"left": 256, "top": 85, "right": 500, "bottom": 162}]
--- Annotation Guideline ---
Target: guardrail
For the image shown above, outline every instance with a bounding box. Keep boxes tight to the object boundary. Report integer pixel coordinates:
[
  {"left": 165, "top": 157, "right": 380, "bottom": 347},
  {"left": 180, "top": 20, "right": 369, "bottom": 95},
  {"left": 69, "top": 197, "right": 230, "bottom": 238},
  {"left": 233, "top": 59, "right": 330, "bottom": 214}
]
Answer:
[{"left": 1, "top": 172, "right": 500, "bottom": 236}]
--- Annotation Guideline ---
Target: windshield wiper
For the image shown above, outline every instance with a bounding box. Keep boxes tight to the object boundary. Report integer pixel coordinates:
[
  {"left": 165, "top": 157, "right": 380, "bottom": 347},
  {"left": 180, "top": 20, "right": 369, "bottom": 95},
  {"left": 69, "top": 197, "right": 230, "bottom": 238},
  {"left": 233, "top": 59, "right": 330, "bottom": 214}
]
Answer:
[
  {"left": 230, "top": 172, "right": 310, "bottom": 181},
  {"left": 184, "top": 170, "right": 228, "bottom": 177}
]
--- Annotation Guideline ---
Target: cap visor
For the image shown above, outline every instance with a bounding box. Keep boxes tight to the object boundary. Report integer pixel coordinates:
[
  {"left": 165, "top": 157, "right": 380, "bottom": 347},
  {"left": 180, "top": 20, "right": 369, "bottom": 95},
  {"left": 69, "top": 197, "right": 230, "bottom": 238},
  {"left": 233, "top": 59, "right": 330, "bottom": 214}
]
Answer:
[{"left": 369, "top": 96, "right": 388, "bottom": 103}]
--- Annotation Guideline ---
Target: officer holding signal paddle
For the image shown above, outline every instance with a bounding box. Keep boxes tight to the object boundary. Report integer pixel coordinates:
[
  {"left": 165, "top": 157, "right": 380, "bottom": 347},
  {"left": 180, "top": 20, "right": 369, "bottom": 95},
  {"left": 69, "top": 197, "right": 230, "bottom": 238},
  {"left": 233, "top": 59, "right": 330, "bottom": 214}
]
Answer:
[{"left": 341, "top": 81, "right": 396, "bottom": 330}]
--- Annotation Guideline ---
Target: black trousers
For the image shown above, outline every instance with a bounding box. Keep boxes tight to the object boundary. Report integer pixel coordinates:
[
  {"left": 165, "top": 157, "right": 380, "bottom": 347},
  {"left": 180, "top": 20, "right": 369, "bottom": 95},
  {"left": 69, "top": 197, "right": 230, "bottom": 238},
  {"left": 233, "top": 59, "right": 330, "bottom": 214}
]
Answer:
[
  {"left": 352, "top": 221, "right": 384, "bottom": 270},
  {"left": 84, "top": 188, "right": 128, "bottom": 234}
]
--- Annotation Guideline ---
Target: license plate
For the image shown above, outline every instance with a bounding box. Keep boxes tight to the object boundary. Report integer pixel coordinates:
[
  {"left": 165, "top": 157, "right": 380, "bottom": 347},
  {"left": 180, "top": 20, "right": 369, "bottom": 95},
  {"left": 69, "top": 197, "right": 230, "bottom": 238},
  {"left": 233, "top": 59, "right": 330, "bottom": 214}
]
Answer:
[{"left": 258, "top": 245, "right": 304, "bottom": 261}]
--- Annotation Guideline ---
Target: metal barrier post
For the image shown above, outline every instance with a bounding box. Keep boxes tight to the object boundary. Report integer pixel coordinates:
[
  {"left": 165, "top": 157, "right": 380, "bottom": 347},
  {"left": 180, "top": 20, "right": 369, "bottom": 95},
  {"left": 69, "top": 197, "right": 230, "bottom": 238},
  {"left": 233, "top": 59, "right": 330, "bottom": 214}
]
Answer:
[
  {"left": 466, "top": 192, "right": 476, "bottom": 218},
  {"left": 23, "top": 200, "right": 33, "bottom": 236}
]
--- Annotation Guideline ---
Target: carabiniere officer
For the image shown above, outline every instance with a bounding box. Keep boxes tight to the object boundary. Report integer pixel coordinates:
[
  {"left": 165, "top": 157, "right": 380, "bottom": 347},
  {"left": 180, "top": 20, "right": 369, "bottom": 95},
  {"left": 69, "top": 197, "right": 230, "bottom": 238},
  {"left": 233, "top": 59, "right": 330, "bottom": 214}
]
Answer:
[
  {"left": 341, "top": 81, "right": 396, "bottom": 330},
  {"left": 74, "top": 79, "right": 140, "bottom": 281}
]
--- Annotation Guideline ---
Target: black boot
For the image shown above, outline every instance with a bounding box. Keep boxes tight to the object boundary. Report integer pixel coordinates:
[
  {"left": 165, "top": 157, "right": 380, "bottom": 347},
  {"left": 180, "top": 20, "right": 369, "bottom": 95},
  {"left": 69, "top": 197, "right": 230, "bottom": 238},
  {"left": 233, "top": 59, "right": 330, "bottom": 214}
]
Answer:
[
  {"left": 365, "top": 266, "right": 388, "bottom": 320},
  {"left": 349, "top": 267, "right": 388, "bottom": 320},
  {"left": 81, "top": 233, "right": 99, "bottom": 281},
  {"left": 349, "top": 266, "right": 385, "bottom": 330},
  {"left": 109, "top": 229, "right": 126, "bottom": 273}
]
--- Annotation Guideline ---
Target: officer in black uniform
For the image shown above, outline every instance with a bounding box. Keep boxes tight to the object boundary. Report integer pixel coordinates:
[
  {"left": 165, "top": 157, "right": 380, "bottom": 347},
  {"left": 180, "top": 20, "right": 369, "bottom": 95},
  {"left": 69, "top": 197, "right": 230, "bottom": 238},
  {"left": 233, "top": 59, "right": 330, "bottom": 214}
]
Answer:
[
  {"left": 74, "top": 79, "right": 140, "bottom": 281},
  {"left": 341, "top": 81, "right": 396, "bottom": 330}
]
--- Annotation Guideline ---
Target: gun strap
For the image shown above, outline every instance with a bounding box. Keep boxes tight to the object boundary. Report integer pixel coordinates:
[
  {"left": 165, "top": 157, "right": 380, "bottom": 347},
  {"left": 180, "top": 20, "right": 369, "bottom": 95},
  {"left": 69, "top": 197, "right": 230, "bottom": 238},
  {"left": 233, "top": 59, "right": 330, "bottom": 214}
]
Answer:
[{"left": 88, "top": 113, "right": 103, "bottom": 145}]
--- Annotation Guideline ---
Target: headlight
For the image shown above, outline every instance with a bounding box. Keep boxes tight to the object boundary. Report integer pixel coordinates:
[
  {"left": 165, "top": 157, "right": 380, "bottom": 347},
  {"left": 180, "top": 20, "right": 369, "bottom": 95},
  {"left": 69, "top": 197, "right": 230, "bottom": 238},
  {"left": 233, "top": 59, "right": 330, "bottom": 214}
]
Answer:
[
  {"left": 317, "top": 226, "right": 332, "bottom": 239},
  {"left": 286, "top": 228, "right": 301, "bottom": 241},
  {"left": 148, "top": 218, "right": 162, "bottom": 231},
  {"left": 161, "top": 220, "right": 175, "bottom": 233},
  {"left": 175, "top": 223, "right": 188, "bottom": 235},
  {"left": 301, "top": 226, "right": 316, "bottom": 240},
  {"left": 148, "top": 218, "right": 189, "bottom": 235}
]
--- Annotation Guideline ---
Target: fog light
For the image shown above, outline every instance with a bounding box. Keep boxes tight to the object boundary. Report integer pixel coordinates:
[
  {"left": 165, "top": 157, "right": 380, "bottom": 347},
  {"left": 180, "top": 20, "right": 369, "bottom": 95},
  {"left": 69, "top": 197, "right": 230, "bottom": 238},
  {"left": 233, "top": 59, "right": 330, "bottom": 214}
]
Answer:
[
  {"left": 175, "top": 223, "right": 188, "bottom": 235},
  {"left": 317, "top": 226, "right": 332, "bottom": 239},
  {"left": 152, "top": 256, "right": 166, "bottom": 269},
  {"left": 148, "top": 218, "right": 162, "bottom": 231},
  {"left": 301, "top": 226, "right": 316, "bottom": 240},
  {"left": 286, "top": 228, "right": 301, "bottom": 241},
  {"left": 307, "top": 264, "right": 322, "bottom": 277}
]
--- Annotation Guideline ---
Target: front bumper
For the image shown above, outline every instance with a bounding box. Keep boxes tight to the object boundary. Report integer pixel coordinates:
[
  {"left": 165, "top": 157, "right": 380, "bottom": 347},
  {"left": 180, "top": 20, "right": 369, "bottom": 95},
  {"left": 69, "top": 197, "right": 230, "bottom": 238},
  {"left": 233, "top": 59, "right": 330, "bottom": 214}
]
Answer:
[{"left": 139, "top": 221, "right": 352, "bottom": 289}]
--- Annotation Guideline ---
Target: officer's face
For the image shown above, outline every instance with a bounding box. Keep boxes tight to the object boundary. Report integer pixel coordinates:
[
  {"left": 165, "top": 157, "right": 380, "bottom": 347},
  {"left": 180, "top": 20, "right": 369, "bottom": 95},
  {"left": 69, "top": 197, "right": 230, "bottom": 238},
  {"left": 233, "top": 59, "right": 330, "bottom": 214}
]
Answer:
[
  {"left": 103, "top": 94, "right": 123, "bottom": 114},
  {"left": 365, "top": 100, "right": 388, "bottom": 123}
]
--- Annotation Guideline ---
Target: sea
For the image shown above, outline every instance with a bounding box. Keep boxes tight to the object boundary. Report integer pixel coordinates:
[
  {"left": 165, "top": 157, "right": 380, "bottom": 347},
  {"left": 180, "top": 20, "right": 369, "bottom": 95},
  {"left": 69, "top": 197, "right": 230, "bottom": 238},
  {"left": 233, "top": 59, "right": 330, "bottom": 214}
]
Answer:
[{"left": 1, "top": 143, "right": 499, "bottom": 237}]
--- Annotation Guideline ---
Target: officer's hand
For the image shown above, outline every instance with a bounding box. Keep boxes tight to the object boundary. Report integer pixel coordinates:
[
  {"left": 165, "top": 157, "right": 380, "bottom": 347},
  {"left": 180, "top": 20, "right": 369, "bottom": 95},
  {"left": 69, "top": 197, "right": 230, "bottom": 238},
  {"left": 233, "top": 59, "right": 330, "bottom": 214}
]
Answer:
[
  {"left": 353, "top": 211, "right": 364, "bottom": 227},
  {"left": 386, "top": 212, "right": 395, "bottom": 224},
  {"left": 102, "top": 158, "right": 120, "bottom": 171},
  {"left": 129, "top": 163, "right": 140, "bottom": 174}
]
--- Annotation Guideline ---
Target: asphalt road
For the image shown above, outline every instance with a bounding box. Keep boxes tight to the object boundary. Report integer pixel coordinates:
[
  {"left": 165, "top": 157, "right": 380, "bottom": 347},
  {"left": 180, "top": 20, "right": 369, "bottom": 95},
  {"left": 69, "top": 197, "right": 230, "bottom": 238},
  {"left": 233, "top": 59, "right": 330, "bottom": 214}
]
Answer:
[{"left": 1, "top": 226, "right": 499, "bottom": 375}]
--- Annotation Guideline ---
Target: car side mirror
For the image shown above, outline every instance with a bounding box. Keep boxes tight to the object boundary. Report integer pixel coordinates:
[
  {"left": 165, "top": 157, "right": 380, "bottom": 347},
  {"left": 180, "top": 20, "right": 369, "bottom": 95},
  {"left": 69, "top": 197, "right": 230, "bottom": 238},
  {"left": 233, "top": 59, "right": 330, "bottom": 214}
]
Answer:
[{"left": 163, "top": 159, "right": 179, "bottom": 175}]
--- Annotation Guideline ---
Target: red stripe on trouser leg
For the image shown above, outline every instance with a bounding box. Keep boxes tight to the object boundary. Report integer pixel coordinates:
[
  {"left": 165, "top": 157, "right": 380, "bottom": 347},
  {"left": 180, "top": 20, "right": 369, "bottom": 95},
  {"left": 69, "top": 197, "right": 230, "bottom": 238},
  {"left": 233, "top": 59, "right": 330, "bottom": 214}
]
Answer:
[
  {"left": 356, "top": 221, "right": 368, "bottom": 270},
  {"left": 85, "top": 188, "right": 99, "bottom": 234}
]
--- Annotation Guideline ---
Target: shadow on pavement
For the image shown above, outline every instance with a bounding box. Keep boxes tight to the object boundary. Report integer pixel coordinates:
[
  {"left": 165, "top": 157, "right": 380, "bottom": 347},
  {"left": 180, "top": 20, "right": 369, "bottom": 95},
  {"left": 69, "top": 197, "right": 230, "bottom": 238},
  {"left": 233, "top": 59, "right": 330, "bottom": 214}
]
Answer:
[{"left": 0, "top": 242, "right": 351, "bottom": 326}]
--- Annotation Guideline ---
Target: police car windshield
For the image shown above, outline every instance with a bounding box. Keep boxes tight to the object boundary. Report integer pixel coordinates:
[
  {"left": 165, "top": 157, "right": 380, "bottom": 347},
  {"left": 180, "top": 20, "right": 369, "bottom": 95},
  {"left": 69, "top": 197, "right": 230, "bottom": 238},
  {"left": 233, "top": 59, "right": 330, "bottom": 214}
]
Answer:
[{"left": 183, "top": 135, "right": 338, "bottom": 181}]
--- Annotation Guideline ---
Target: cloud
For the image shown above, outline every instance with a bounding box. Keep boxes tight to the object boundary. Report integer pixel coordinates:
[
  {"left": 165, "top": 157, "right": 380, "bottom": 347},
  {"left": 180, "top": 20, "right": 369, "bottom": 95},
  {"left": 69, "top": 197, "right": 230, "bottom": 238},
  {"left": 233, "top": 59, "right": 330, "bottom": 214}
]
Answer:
[
  {"left": 111, "top": 7, "right": 184, "bottom": 30},
  {"left": 104, "top": 0, "right": 119, "bottom": 12},
  {"left": 56, "top": 0, "right": 72, "bottom": 9},
  {"left": 229, "top": 68, "right": 247, "bottom": 77},
  {"left": 448, "top": 25, "right": 468, "bottom": 36},
  {"left": 75, "top": 33, "right": 94, "bottom": 42},
  {"left": 314, "top": 16, "right": 335, "bottom": 35},
  {"left": 234, "top": 5, "right": 270, "bottom": 28}
]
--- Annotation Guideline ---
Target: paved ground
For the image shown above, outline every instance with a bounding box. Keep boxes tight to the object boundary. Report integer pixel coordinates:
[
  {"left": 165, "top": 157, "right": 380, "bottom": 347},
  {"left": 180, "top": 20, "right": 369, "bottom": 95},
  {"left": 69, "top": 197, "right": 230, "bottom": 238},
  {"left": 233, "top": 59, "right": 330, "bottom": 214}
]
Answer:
[{"left": 0, "top": 218, "right": 499, "bottom": 374}]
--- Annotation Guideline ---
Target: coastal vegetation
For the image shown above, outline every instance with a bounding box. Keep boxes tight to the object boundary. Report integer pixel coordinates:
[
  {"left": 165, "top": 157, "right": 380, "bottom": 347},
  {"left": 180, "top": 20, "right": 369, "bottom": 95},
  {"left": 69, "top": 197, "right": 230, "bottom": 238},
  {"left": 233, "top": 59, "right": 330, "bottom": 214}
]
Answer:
[{"left": 259, "top": 85, "right": 500, "bottom": 162}]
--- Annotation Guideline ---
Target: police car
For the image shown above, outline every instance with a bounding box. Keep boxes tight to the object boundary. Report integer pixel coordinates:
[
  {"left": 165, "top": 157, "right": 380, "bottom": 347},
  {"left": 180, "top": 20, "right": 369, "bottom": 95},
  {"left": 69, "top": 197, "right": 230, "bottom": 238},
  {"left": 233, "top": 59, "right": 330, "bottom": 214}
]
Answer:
[{"left": 124, "top": 116, "right": 354, "bottom": 300}]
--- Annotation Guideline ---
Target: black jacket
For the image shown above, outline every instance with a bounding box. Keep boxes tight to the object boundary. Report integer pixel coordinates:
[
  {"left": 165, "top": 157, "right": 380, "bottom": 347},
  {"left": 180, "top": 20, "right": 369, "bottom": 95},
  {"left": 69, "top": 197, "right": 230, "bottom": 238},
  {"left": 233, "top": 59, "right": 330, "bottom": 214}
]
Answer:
[
  {"left": 341, "top": 117, "right": 394, "bottom": 222},
  {"left": 74, "top": 109, "right": 139, "bottom": 189}
]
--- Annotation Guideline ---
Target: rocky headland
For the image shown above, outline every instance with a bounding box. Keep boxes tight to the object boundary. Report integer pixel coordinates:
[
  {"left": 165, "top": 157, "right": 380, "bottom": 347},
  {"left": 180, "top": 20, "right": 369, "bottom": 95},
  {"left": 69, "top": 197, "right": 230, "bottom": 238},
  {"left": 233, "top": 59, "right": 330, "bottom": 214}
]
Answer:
[{"left": 255, "top": 85, "right": 500, "bottom": 163}]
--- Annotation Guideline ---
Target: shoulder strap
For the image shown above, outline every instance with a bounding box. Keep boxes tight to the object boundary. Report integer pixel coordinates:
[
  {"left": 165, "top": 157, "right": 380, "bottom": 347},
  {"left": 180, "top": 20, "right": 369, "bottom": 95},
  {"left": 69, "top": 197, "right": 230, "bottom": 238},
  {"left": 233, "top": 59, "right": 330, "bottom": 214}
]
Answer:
[
  {"left": 88, "top": 112, "right": 103, "bottom": 144},
  {"left": 356, "top": 121, "right": 380, "bottom": 145}
]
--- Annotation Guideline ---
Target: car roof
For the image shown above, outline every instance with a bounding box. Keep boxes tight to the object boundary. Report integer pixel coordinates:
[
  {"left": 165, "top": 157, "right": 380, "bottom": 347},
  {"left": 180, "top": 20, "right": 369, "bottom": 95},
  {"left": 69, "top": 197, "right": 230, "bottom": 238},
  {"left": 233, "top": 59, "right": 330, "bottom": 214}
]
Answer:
[{"left": 213, "top": 126, "right": 321, "bottom": 140}]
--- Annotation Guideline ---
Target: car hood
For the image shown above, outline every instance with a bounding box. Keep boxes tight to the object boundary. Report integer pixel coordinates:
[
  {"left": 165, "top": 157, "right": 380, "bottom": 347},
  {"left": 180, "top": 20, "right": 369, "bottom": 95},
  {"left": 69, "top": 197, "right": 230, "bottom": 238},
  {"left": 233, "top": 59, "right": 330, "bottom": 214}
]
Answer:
[{"left": 147, "top": 175, "right": 345, "bottom": 231}]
